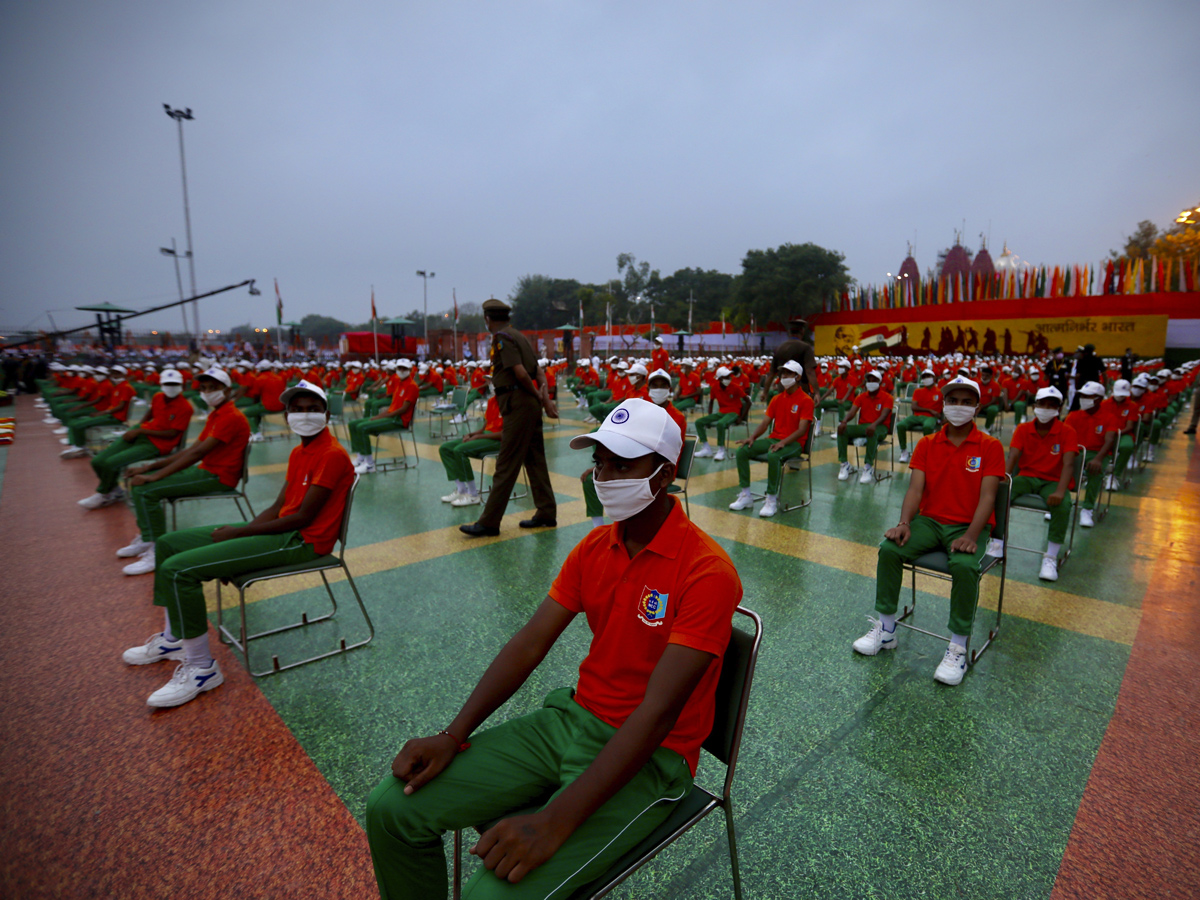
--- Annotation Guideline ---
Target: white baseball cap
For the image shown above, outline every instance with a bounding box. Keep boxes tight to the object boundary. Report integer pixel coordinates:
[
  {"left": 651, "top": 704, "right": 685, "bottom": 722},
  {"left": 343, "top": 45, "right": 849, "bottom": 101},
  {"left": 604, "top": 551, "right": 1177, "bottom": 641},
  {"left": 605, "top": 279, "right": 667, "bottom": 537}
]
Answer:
[
  {"left": 781, "top": 360, "right": 803, "bottom": 377},
  {"left": 1112, "top": 379, "right": 1132, "bottom": 398},
  {"left": 628, "top": 363, "right": 648, "bottom": 378},
  {"left": 569, "top": 398, "right": 683, "bottom": 463},
  {"left": 647, "top": 368, "right": 672, "bottom": 383},
  {"left": 941, "top": 375, "right": 980, "bottom": 399},
  {"left": 1079, "top": 381, "right": 1106, "bottom": 397},
  {"left": 159, "top": 369, "right": 184, "bottom": 385},
  {"left": 1035, "top": 386, "right": 1064, "bottom": 403},
  {"left": 715, "top": 366, "right": 732, "bottom": 379},
  {"left": 200, "top": 367, "right": 232, "bottom": 387},
  {"left": 279, "top": 379, "right": 328, "bottom": 407}
]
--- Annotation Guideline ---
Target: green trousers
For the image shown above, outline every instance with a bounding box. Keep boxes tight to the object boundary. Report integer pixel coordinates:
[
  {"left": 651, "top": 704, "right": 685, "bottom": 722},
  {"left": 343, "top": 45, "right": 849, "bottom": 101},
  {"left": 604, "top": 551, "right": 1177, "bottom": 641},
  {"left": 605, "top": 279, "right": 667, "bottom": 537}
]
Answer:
[
  {"left": 1080, "top": 450, "right": 1105, "bottom": 510},
  {"left": 735, "top": 437, "right": 802, "bottom": 495},
  {"left": 819, "top": 397, "right": 850, "bottom": 420},
  {"left": 1010, "top": 475, "right": 1070, "bottom": 543},
  {"left": 1012, "top": 401, "right": 1027, "bottom": 425},
  {"left": 91, "top": 435, "right": 160, "bottom": 494},
  {"left": 837, "top": 422, "right": 889, "bottom": 465},
  {"left": 876, "top": 516, "right": 992, "bottom": 636},
  {"left": 365, "top": 687, "right": 692, "bottom": 900},
  {"left": 674, "top": 397, "right": 698, "bottom": 412},
  {"left": 67, "top": 413, "right": 121, "bottom": 447},
  {"left": 240, "top": 402, "right": 281, "bottom": 433},
  {"left": 131, "top": 468, "right": 234, "bottom": 543},
  {"left": 439, "top": 438, "right": 500, "bottom": 483},
  {"left": 588, "top": 401, "right": 619, "bottom": 422},
  {"left": 1113, "top": 434, "right": 1136, "bottom": 475},
  {"left": 979, "top": 404, "right": 1000, "bottom": 429},
  {"left": 154, "top": 525, "right": 318, "bottom": 640},
  {"left": 895, "top": 415, "right": 937, "bottom": 451},
  {"left": 349, "top": 415, "right": 408, "bottom": 456},
  {"left": 695, "top": 412, "right": 739, "bottom": 446}
]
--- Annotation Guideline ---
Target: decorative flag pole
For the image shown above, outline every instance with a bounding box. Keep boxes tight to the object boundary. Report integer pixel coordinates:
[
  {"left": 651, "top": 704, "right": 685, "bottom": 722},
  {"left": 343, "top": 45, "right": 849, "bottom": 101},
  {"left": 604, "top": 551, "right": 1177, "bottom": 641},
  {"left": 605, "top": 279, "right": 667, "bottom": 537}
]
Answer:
[
  {"left": 452, "top": 288, "right": 459, "bottom": 362},
  {"left": 274, "top": 278, "right": 284, "bottom": 358},
  {"left": 371, "top": 286, "right": 380, "bottom": 369}
]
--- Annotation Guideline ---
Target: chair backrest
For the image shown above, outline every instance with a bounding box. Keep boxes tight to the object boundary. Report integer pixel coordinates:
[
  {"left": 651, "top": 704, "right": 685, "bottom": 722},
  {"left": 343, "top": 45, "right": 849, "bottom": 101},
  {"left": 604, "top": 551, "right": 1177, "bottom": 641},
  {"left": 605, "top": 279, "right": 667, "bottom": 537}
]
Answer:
[
  {"left": 675, "top": 438, "right": 697, "bottom": 482},
  {"left": 452, "top": 387, "right": 468, "bottom": 412},
  {"left": 993, "top": 474, "right": 1012, "bottom": 543},
  {"left": 1071, "top": 443, "right": 1085, "bottom": 488},
  {"left": 701, "top": 606, "right": 763, "bottom": 798},
  {"left": 327, "top": 391, "right": 345, "bottom": 417},
  {"left": 334, "top": 474, "right": 361, "bottom": 556},
  {"left": 903, "top": 382, "right": 916, "bottom": 401},
  {"left": 238, "top": 440, "right": 254, "bottom": 488}
]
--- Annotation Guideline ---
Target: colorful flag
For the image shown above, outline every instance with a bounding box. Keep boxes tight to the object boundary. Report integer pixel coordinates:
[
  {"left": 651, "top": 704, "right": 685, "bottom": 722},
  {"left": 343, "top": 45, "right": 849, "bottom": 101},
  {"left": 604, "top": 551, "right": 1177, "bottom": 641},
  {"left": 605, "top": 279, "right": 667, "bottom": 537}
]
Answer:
[
  {"left": 453, "top": 288, "right": 459, "bottom": 325},
  {"left": 371, "top": 287, "right": 378, "bottom": 322},
  {"left": 274, "top": 279, "right": 283, "bottom": 325}
]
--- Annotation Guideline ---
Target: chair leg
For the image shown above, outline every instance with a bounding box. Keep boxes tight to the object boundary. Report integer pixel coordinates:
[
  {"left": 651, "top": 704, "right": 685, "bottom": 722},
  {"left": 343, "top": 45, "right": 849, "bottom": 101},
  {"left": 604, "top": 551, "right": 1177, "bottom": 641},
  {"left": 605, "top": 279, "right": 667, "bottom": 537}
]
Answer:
[
  {"left": 724, "top": 801, "right": 745, "bottom": 900},
  {"left": 452, "top": 829, "right": 463, "bottom": 900}
]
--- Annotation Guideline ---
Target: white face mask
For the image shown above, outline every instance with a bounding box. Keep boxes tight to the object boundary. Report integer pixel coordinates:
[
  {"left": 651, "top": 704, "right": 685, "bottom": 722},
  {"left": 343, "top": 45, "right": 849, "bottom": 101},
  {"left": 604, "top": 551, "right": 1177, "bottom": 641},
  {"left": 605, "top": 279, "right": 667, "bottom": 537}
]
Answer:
[
  {"left": 1132, "top": 387, "right": 1145, "bottom": 397},
  {"left": 287, "top": 412, "right": 327, "bottom": 437},
  {"left": 94, "top": 374, "right": 105, "bottom": 382},
  {"left": 648, "top": 387, "right": 671, "bottom": 405},
  {"left": 111, "top": 377, "right": 125, "bottom": 384},
  {"left": 1034, "top": 407, "right": 1059, "bottom": 423},
  {"left": 779, "top": 377, "right": 796, "bottom": 389},
  {"left": 200, "top": 389, "right": 227, "bottom": 408},
  {"left": 921, "top": 378, "right": 934, "bottom": 387},
  {"left": 943, "top": 405, "right": 976, "bottom": 427},
  {"left": 161, "top": 385, "right": 183, "bottom": 398},
  {"left": 719, "top": 378, "right": 731, "bottom": 388},
  {"left": 594, "top": 464, "right": 666, "bottom": 522},
  {"left": 1079, "top": 397, "right": 1097, "bottom": 410},
  {"left": 866, "top": 381, "right": 881, "bottom": 393}
]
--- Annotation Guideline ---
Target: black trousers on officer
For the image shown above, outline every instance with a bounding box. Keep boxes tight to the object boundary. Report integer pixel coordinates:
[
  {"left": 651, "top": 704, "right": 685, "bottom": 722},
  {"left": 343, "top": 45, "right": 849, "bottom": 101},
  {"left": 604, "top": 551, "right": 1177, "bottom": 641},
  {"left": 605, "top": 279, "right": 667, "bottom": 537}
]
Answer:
[{"left": 477, "top": 390, "right": 556, "bottom": 529}]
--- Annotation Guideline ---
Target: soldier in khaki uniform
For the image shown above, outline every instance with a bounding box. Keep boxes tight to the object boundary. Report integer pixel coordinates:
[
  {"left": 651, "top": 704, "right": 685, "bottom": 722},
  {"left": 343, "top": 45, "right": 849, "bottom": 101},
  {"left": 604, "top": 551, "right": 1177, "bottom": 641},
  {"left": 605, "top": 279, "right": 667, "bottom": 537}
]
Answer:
[{"left": 460, "top": 298, "right": 559, "bottom": 537}]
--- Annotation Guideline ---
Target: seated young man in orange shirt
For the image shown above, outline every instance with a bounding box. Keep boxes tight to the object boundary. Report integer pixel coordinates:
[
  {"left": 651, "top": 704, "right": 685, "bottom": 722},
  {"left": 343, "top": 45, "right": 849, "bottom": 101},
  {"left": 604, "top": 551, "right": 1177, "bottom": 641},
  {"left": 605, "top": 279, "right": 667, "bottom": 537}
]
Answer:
[
  {"left": 896, "top": 368, "right": 943, "bottom": 464},
  {"left": 728, "top": 360, "right": 813, "bottom": 518},
  {"left": 439, "top": 378, "right": 503, "bottom": 507},
  {"left": 59, "top": 365, "right": 137, "bottom": 459},
  {"left": 836, "top": 369, "right": 894, "bottom": 484},
  {"left": 1004, "top": 386, "right": 1078, "bottom": 582},
  {"left": 349, "top": 360, "right": 419, "bottom": 474},
  {"left": 120, "top": 367, "right": 252, "bottom": 576},
  {"left": 366, "top": 399, "right": 742, "bottom": 899},
  {"left": 1064, "top": 381, "right": 1118, "bottom": 528},
  {"left": 852, "top": 376, "right": 1005, "bottom": 686},
  {"left": 693, "top": 366, "right": 748, "bottom": 461},
  {"left": 121, "top": 380, "right": 354, "bottom": 708}
]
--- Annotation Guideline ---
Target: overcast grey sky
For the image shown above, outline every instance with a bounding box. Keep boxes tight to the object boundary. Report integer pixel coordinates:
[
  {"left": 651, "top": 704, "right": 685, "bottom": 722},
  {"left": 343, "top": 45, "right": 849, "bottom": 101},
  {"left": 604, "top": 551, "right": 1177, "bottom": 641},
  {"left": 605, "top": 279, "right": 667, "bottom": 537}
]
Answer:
[{"left": 2, "top": 0, "right": 1197, "bottom": 337}]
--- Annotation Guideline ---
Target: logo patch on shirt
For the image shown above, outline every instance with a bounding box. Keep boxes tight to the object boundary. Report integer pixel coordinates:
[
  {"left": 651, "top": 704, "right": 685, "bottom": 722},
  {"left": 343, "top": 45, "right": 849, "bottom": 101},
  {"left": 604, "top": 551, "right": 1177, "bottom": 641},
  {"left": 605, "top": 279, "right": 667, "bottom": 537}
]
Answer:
[
  {"left": 1051, "top": 443, "right": 1061, "bottom": 455},
  {"left": 966, "top": 456, "right": 982, "bottom": 473},
  {"left": 638, "top": 586, "right": 669, "bottom": 626}
]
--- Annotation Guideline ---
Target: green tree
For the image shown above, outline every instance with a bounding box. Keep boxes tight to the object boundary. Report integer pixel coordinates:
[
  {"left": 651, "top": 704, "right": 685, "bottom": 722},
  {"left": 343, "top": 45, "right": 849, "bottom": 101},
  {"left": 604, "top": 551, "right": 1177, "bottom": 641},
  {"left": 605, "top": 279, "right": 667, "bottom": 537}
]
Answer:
[
  {"left": 1112, "top": 220, "right": 1159, "bottom": 260},
  {"left": 649, "top": 267, "right": 736, "bottom": 331},
  {"left": 736, "top": 242, "right": 851, "bottom": 325},
  {"left": 507, "top": 275, "right": 585, "bottom": 330}
]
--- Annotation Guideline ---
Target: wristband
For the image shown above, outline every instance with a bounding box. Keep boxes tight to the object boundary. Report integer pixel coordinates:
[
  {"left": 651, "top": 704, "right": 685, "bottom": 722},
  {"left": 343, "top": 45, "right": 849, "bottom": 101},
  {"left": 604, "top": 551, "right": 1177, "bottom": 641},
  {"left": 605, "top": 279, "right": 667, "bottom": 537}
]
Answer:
[
  {"left": 438, "top": 729, "right": 471, "bottom": 753},
  {"left": 896, "top": 521, "right": 910, "bottom": 528}
]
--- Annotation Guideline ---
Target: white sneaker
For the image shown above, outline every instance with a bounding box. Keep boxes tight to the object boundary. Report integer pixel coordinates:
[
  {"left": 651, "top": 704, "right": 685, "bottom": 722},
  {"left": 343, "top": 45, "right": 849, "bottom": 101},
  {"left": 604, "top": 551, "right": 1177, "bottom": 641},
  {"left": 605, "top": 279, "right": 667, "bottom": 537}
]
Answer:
[
  {"left": 1044, "top": 512, "right": 1052, "bottom": 521},
  {"left": 248, "top": 432, "right": 264, "bottom": 443},
  {"left": 1127, "top": 457, "right": 1137, "bottom": 471},
  {"left": 858, "top": 465, "right": 874, "bottom": 484},
  {"left": 103, "top": 487, "right": 126, "bottom": 506},
  {"left": 713, "top": 446, "right": 727, "bottom": 461},
  {"left": 440, "top": 490, "right": 462, "bottom": 503},
  {"left": 758, "top": 495, "right": 778, "bottom": 517},
  {"left": 354, "top": 459, "right": 376, "bottom": 474},
  {"left": 451, "top": 493, "right": 480, "bottom": 506},
  {"left": 53, "top": 426, "right": 68, "bottom": 434},
  {"left": 933, "top": 644, "right": 968, "bottom": 685},
  {"left": 1080, "top": 508, "right": 1095, "bottom": 528},
  {"left": 42, "top": 416, "right": 58, "bottom": 425},
  {"left": 1145, "top": 445, "right": 1156, "bottom": 462},
  {"left": 146, "top": 660, "right": 224, "bottom": 708},
  {"left": 582, "top": 415, "right": 598, "bottom": 424},
  {"left": 60, "top": 447, "right": 88, "bottom": 459},
  {"left": 985, "top": 538, "right": 1004, "bottom": 558},
  {"left": 899, "top": 449, "right": 911, "bottom": 464},
  {"left": 1104, "top": 475, "right": 1119, "bottom": 491},
  {"left": 123, "top": 548, "right": 156, "bottom": 575},
  {"left": 838, "top": 462, "right": 853, "bottom": 481},
  {"left": 117, "top": 536, "right": 153, "bottom": 558},
  {"left": 813, "top": 421, "right": 822, "bottom": 438},
  {"left": 123, "top": 632, "right": 184, "bottom": 665},
  {"left": 693, "top": 443, "right": 713, "bottom": 458},
  {"left": 78, "top": 492, "right": 107, "bottom": 509},
  {"left": 728, "top": 489, "right": 754, "bottom": 511},
  {"left": 852, "top": 617, "right": 898, "bottom": 656},
  {"left": 1038, "top": 555, "right": 1059, "bottom": 582}
]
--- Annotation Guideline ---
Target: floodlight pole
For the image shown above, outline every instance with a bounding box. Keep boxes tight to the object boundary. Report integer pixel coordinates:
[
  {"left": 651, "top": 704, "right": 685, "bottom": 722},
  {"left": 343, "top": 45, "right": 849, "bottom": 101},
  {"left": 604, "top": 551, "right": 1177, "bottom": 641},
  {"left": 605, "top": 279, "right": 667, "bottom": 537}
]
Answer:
[
  {"left": 164, "top": 104, "right": 199, "bottom": 337},
  {"left": 416, "top": 269, "right": 435, "bottom": 358},
  {"left": 159, "top": 239, "right": 190, "bottom": 333}
]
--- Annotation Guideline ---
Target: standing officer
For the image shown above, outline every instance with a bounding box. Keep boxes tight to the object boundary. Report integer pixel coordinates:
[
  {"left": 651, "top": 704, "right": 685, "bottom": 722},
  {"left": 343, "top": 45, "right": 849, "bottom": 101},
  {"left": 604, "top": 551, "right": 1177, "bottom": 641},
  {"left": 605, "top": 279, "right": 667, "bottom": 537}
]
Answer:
[
  {"left": 762, "top": 316, "right": 818, "bottom": 396},
  {"left": 460, "top": 298, "right": 559, "bottom": 537}
]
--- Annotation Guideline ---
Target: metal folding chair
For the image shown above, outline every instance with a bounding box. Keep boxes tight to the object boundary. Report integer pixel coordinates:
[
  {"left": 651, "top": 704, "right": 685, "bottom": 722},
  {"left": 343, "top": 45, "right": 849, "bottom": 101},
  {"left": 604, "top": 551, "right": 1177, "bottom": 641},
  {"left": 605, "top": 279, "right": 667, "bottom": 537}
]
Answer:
[
  {"left": 897, "top": 476, "right": 1010, "bottom": 666},
  {"left": 452, "top": 606, "right": 763, "bottom": 900},
  {"left": 167, "top": 442, "right": 256, "bottom": 530},
  {"left": 215, "top": 475, "right": 374, "bottom": 676},
  {"left": 372, "top": 424, "right": 419, "bottom": 472},
  {"left": 1007, "top": 446, "right": 1085, "bottom": 569},
  {"left": 475, "top": 445, "right": 528, "bottom": 500},
  {"left": 666, "top": 437, "right": 697, "bottom": 516},
  {"left": 779, "top": 442, "right": 814, "bottom": 512},
  {"left": 429, "top": 387, "right": 468, "bottom": 439}
]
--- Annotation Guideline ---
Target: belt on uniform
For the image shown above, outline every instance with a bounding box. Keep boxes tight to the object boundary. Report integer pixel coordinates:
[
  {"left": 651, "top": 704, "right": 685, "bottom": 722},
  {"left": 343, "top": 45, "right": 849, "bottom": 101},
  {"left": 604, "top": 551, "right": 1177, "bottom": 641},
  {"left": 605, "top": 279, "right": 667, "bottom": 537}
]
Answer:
[{"left": 494, "top": 384, "right": 517, "bottom": 396}]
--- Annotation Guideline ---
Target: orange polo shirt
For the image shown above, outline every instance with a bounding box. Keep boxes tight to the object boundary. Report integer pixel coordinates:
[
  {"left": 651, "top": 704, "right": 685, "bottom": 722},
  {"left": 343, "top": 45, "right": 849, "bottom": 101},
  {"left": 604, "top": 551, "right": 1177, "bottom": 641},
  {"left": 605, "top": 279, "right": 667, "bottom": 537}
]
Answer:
[
  {"left": 830, "top": 374, "right": 855, "bottom": 400},
  {"left": 257, "top": 372, "right": 287, "bottom": 412},
  {"left": 710, "top": 380, "right": 745, "bottom": 415},
  {"left": 1098, "top": 396, "right": 1138, "bottom": 435},
  {"left": 279, "top": 428, "right": 354, "bottom": 556},
  {"left": 143, "top": 393, "right": 194, "bottom": 454},
  {"left": 766, "top": 388, "right": 813, "bottom": 440},
  {"left": 101, "top": 382, "right": 136, "bottom": 421},
  {"left": 1064, "top": 408, "right": 1114, "bottom": 454},
  {"left": 387, "top": 378, "right": 420, "bottom": 425},
  {"left": 910, "top": 425, "right": 1006, "bottom": 526},
  {"left": 482, "top": 396, "right": 503, "bottom": 434},
  {"left": 197, "top": 401, "right": 251, "bottom": 487},
  {"left": 677, "top": 371, "right": 700, "bottom": 398},
  {"left": 911, "top": 385, "right": 943, "bottom": 416},
  {"left": 1010, "top": 419, "right": 1079, "bottom": 482},
  {"left": 977, "top": 380, "right": 1003, "bottom": 407},
  {"left": 548, "top": 498, "right": 743, "bottom": 774},
  {"left": 852, "top": 390, "right": 893, "bottom": 425}
]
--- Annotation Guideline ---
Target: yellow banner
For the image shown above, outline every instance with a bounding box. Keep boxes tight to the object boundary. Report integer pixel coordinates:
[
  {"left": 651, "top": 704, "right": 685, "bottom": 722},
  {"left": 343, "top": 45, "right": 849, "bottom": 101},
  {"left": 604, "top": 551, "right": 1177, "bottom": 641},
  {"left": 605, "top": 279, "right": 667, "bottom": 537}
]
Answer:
[{"left": 815, "top": 315, "right": 1168, "bottom": 358}]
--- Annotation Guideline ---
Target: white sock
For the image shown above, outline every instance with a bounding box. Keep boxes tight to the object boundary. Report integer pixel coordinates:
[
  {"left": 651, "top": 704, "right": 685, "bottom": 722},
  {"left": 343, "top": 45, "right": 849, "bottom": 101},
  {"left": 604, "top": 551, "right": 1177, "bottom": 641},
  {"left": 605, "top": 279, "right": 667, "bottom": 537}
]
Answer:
[
  {"left": 466, "top": 482, "right": 479, "bottom": 497},
  {"left": 1046, "top": 542, "right": 1061, "bottom": 559},
  {"left": 591, "top": 516, "right": 605, "bottom": 528},
  {"left": 950, "top": 633, "right": 969, "bottom": 651},
  {"left": 455, "top": 480, "right": 468, "bottom": 493},
  {"left": 880, "top": 613, "right": 896, "bottom": 633},
  {"left": 163, "top": 611, "right": 178, "bottom": 643},
  {"left": 182, "top": 634, "right": 212, "bottom": 667}
]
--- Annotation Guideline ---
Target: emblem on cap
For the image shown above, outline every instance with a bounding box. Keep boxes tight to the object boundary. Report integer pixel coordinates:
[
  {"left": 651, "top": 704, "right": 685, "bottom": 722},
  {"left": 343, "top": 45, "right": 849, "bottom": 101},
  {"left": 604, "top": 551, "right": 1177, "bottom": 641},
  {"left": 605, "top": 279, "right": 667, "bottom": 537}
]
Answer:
[{"left": 610, "top": 408, "right": 630, "bottom": 425}]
